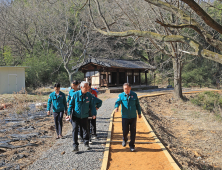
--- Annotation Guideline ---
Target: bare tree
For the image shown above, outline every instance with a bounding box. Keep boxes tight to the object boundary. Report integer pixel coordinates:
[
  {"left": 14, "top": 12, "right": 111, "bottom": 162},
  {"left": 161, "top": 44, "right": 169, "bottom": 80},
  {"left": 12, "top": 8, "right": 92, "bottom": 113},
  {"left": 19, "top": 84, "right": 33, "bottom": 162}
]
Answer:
[
  {"left": 88, "top": 0, "right": 222, "bottom": 99},
  {"left": 34, "top": 0, "right": 90, "bottom": 83},
  {"left": 0, "top": 1, "right": 39, "bottom": 55},
  {"left": 0, "top": 0, "right": 91, "bottom": 83}
]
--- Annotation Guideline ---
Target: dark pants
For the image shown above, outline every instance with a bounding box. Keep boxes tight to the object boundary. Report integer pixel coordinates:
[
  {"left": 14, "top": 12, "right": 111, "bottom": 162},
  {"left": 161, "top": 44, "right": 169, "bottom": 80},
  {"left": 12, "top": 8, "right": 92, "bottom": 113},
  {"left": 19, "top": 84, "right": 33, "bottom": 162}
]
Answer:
[
  {"left": 71, "top": 116, "right": 89, "bottom": 147},
  {"left": 89, "top": 118, "right": 96, "bottom": 136},
  {"left": 53, "top": 111, "right": 64, "bottom": 136},
  {"left": 79, "top": 124, "right": 84, "bottom": 139},
  {"left": 122, "top": 117, "right": 137, "bottom": 147},
  {"left": 79, "top": 118, "right": 96, "bottom": 138}
]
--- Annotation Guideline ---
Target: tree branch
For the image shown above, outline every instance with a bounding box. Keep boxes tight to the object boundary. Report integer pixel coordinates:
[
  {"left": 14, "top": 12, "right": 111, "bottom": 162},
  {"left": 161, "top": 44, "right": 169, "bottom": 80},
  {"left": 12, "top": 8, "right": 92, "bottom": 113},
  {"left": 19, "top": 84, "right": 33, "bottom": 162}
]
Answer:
[
  {"left": 144, "top": 0, "right": 222, "bottom": 51},
  {"left": 114, "top": 0, "right": 139, "bottom": 29},
  {"left": 155, "top": 19, "right": 204, "bottom": 37},
  {"left": 78, "top": 0, "right": 89, "bottom": 11},
  {"left": 94, "top": 0, "right": 110, "bottom": 32},
  {"left": 181, "top": 0, "right": 222, "bottom": 34},
  {"left": 94, "top": 28, "right": 222, "bottom": 64}
]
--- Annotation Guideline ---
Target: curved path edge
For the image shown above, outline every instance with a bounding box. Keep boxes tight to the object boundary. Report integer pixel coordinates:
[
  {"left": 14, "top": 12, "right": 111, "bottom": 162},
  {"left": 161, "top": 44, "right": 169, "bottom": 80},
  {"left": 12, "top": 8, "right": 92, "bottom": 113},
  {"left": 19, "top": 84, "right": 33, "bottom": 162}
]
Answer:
[
  {"left": 101, "top": 90, "right": 220, "bottom": 170},
  {"left": 101, "top": 109, "right": 115, "bottom": 170}
]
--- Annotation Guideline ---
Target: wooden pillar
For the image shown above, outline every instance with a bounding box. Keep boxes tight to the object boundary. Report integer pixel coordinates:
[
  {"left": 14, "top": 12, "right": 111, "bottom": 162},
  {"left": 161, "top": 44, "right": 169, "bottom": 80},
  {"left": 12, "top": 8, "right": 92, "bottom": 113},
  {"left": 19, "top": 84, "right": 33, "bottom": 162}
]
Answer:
[
  {"left": 117, "top": 69, "right": 119, "bottom": 86},
  {"left": 145, "top": 71, "right": 148, "bottom": 86},
  {"left": 132, "top": 69, "right": 134, "bottom": 85},
  {"left": 99, "top": 70, "right": 101, "bottom": 88},
  {"left": 83, "top": 71, "right": 86, "bottom": 81},
  {"left": 125, "top": 70, "right": 127, "bottom": 83},
  {"left": 139, "top": 70, "right": 141, "bottom": 85},
  {"left": 84, "top": 72, "right": 86, "bottom": 79},
  {"left": 106, "top": 71, "right": 109, "bottom": 87}
]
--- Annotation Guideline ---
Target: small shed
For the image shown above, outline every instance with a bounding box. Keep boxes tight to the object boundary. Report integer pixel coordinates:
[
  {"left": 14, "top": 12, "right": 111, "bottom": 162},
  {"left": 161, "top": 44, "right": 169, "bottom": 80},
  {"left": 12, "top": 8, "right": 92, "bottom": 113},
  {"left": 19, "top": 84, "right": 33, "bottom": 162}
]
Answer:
[
  {"left": 0, "top": 66, "right": 28, "bottom": 94},
  {"left": 72, "top": 58, "right": 156, "bottom": 88}
]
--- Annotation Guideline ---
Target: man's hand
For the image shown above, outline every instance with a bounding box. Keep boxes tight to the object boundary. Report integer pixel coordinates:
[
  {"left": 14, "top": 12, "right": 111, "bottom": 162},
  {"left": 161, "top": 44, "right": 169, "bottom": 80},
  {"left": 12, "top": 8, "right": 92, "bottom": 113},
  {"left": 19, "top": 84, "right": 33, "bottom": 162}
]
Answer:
[
  {"left": 92, "top": 115, "right": 96, "bottom": 119},
  {"left": 47, "top": 111, "right": 50, "bottom": 115},
  {"left": 96, "top": 107, "right": 99, "bottom": 110},
  {"left": 115, "top": 108, "right": 118, "bottom": 113},
  {"left": 138, "top": 114, "right": 142, "bottom": 118},
  {"left": 66, "top": 115, "right": 71, "bottom": 120}
]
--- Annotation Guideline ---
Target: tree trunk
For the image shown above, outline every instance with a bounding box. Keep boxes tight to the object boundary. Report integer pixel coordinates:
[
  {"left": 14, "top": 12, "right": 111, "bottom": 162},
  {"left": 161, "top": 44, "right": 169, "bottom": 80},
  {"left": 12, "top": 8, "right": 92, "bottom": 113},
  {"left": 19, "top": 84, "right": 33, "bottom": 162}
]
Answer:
[
  {"left": 64, "top": 63, "right": 73, "bottom": 84},
  {"left": 68, "top": 73, "right": 72, "bottom": 84},
  {"left": 172, "top": 57, "right": 183, "bottom": 99}
]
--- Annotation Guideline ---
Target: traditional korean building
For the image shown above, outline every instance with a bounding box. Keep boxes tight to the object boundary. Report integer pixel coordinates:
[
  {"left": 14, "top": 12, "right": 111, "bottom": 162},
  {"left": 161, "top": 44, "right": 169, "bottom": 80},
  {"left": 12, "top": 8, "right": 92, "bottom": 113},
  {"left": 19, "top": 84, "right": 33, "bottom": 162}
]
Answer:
[{"left": 72, "top": 58, "right": 156, "bottom": 88}]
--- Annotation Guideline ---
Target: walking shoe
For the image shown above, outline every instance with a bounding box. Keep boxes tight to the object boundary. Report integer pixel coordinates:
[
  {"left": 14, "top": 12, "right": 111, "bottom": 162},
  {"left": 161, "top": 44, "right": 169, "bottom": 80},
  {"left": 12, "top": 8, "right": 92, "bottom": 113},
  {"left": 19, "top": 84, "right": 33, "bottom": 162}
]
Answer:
[
  {"left": 84, "top": 145, "right": 91, "bottom": 150},
  {"left": 79, "top": 139, "right": 84, "bottom": 144},
  {"left": 130, "top": 146, "right": 135, "bottom": 152},
  {"left": 59, "top": 135, "right": 64, "bottom": 139},
  {"left": 89, "top": 139, "right": 93, "bottom": 144},
  {"left": 122, "top": 140, "right": 126, "bottom": 147},
  {"left": 72, "top": 146, "right": 79, "bottom": 153},
  {"left": 91, "top": 135, "right": 97, "bottom": 140}
]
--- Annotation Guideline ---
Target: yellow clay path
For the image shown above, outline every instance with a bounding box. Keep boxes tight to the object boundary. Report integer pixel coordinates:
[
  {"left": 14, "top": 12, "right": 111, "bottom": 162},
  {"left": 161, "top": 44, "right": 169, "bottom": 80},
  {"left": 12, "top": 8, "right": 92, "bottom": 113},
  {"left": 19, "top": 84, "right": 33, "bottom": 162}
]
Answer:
[
  {"left": 107, "top": 110, "right": 176, "bottom": 170},
  {"left": 104, "top": 90, "right": 221, "bottom": 170}
]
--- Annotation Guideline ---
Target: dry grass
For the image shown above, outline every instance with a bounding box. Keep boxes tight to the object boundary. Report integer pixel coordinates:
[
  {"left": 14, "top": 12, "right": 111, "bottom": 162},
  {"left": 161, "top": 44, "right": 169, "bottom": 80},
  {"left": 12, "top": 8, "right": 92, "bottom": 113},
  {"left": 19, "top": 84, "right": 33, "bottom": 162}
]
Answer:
[
  {"left": 140, "top": 93, "right": 222, "bottom": 169},
  {"left": 0, "top": 89, "right": 48, "bottom": 115}
]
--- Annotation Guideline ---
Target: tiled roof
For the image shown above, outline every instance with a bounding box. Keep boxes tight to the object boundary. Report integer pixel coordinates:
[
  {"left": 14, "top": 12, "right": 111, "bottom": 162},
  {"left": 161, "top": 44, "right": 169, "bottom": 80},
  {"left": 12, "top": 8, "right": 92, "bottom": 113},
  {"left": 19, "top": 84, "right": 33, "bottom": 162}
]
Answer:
[{"left": 72, "top": 58, "right": 156, "bottom": 70}]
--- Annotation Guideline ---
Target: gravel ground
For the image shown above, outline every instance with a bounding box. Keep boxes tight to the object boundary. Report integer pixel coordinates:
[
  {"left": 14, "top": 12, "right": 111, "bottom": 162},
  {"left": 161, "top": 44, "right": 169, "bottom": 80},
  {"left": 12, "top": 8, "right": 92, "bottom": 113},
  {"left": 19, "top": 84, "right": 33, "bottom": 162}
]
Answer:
[{"left": 26, "top": 98, "right": 117, "bottom": 170}]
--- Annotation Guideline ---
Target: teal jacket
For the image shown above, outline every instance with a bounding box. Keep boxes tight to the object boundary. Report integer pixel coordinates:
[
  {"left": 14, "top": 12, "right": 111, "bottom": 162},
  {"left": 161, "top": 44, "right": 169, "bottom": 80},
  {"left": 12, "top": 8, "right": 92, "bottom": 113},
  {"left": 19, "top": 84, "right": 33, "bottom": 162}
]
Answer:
[
  {"left": 94, "top": 97, "right": 102, "bottom": 108},
  {"left": 115, "top": 91, "right": 141, "bottom": 119},
  {"left": 47, "top": 91, "right": 67, "bottom": 112},
  {"left": 68, "top": 90, "right": 97, "bottom": 119},
  {"left": 67, "top": 89, "right": 76, "bottom": 104},
  {"left": 89, "top": 96, "right": 102, "bottom": 117}
]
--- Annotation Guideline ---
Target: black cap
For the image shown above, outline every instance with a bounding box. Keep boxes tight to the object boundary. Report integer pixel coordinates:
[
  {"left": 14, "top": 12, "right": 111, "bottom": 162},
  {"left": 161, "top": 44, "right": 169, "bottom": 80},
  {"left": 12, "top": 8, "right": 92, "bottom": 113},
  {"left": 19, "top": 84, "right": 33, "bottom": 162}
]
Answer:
[
  {"left": 54, "top": 83, "right": 60, "bottom": 88},
  {"left": 72, "top": 80, "right": 79, "bottom": 85}
]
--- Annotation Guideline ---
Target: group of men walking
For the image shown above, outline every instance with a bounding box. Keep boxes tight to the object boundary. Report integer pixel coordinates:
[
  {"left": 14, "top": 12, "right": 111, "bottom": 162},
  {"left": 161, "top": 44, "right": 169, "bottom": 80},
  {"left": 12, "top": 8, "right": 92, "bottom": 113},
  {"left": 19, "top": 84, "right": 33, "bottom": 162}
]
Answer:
[{"left": 47, "top": 81, "right": 141, "bottom": 153}]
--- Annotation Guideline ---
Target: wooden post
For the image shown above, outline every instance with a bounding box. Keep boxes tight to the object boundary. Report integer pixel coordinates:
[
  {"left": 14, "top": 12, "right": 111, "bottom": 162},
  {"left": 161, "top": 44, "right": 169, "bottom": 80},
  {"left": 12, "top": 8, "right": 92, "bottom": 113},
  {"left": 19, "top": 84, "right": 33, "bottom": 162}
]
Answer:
[
  {"left": 125, "top": 70, "right": 127, "bottom": 83},
  {"left": 154, "top": 73, "right": 156, "bottom": 86},
  {"left": 139, "top": 70, "right": 141, "bottom": 85},
  {"left": 106, "top": 71, "right": 109, "bottom": 88},
  {"left": 145, "top": 71, "right": 148, "bottom": 86},
  {"left": 117, "top": 69, "right": 119, "bottom": 86},
  {"left": 83, "top": 71, "right": 86, "bottom": 81},
  {"left": 99, "top": 70, "right": 101, "bottom": 88}
]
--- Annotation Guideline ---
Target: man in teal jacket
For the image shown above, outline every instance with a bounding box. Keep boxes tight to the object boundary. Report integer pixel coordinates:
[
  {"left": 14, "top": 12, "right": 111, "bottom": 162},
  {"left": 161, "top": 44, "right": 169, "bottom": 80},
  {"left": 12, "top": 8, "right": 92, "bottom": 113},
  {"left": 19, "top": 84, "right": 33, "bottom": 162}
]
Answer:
[
  {"left": 47, "top": 83, "right": 67, "bottom": 139},
  {"left": 88, "top": 82, "right": 101, "bottom": 140},
  {"left": 66, "top": 81, "right": 96, "bottom": 152},
  {"left": 90, "top": 96, "right": 102, "bottom": 139},
  {"left": 79, "top": 96, "right": 102, "bottom": 143},
  {"left": 115, "top": 83, "right": 141, "bottom": 152},
  {"left": 67, "top": 80, "right": 79, "bottom": 106}
]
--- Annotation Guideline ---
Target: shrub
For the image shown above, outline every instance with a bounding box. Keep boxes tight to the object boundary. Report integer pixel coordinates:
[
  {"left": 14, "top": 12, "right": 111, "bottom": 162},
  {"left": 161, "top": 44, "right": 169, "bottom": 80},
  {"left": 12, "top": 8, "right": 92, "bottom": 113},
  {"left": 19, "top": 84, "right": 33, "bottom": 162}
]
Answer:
[{"left": 191, "top": 91, "right": 222, "bottom": 112}]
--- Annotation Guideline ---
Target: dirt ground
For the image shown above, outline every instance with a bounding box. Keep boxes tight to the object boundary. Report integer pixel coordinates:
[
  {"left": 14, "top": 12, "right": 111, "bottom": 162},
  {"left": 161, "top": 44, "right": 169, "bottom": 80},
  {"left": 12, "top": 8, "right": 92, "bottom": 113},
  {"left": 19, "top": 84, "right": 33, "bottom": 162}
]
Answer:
[
  {"left": 0, "top": 110, "right": 72, "bottom": 169},
  {"left": 0, "top": 88, "right": 70, "bottom": 170},
  {"left": 2, "top": 90, "right": 222, "bottom": 170},
  {"left": 140, "top": 93, "right": 222, "bottom": 170},
  {"left": 0, "top": 91, "right": 118, "bottom": 170}
]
